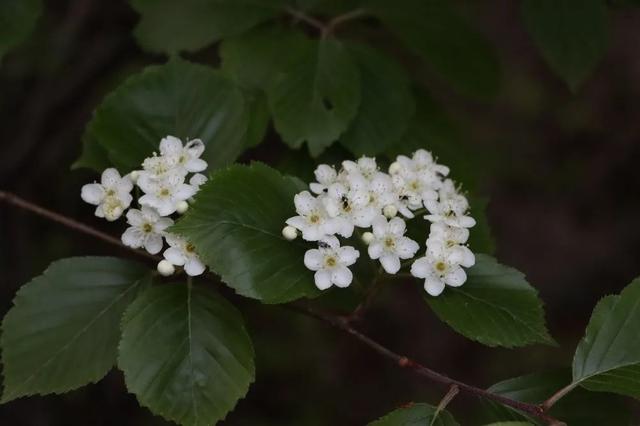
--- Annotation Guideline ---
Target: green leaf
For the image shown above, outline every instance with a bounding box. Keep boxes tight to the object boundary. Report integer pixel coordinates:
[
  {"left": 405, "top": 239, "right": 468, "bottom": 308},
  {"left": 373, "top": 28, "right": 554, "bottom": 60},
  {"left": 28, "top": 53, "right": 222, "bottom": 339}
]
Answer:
[
  {"left": 368, "top": 403, "right": 458, "bottom": 426},
  {"left": 426, "top": 254, "right": 554, "bottom": 348},
  {"left": 131, "top": 0, "right": 283, "bottom": 54},
  {"left": 521, "top": 0, "right": 608, "bottom": 91},
  {"left": 81, "top": 59, "right": 250, "bottom": 173},
  {"left": 267, "top": 37, "right": 361, "bottom": 156},
  {"left": 339, "top": 43, "right": 415, "bottom": 156},
  {"left": 172, "top": 163, "right": 321, "bottom": 303},
  {"left": 72, "top": 132, "right": 112, "bottom": 171},
  {"left": 0, "top": 0, "right": 41, "bottom": 61},
  {"left": 368, "top": 0, "right": 501, "bottom": 98},
  {"left": 483, "top": 423, "right": 532, "bottom": 426},
  {"left": 1, "top": 257, "right": 151, "bottom": 402},
  {"left": 220, "top": 26, "right": 308, "bottom": 92},
  {"left": 572, "top": 278, "right": 640, "bottom": 398},
  {"left": 486, "top": 370, "right": 630, "bottom": 425},
  {"left": 119, "top": 283, "right": 254, "bottom": 426}
]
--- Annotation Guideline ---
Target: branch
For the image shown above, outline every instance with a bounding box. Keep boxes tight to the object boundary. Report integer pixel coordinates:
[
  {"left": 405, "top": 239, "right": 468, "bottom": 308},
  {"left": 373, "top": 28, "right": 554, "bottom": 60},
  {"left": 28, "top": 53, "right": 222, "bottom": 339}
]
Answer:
[
  {"left": 287, "top": 304, "right": 566, "bottom": 426},
  {"left": 283, "top": 6, "right": 326, "bottom": 32},
  {"left": 2, "top": 191, "right": 566, "bottom": 425},
  {"left": 0, "top": 191, "right": 158, "bottom": 262}
]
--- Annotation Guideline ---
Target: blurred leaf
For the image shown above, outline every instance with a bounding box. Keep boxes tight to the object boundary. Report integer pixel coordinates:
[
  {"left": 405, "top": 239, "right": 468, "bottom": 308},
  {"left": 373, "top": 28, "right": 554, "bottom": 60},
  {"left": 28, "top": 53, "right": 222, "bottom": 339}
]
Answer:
[
  {"left": 81, "top": 58, "right": 250, "bottom": 173},
  {"left": 130, "top": 0, "right": 284, "bottom": 54},
  {"left": 368, "top": 0, "right": 501, "bottom": 98},
  {"left": 521, "top": 0, "right": 608, "bottom": 91},
  {"left": 486, "top": 370, "right": 630, "bottom": 425},
  {"left": 572, "top": 279, "right": 640, "bottom": 398},
  {"left": 368, "top": 403, "right": 458, "bottom": 425},
  {"left": 340, "top": 43, "right": 415, "bottom": 156},
  {"left": 243, "top": 93, "right": 270, "bottom": 149},
  {"left": 0, "top": 0, "right": 41, "bottom": 61},
  {"left": 1, "top": 257, "right": 151, "bottom": 402},
  {"left": 267, "top": 37, "right": 361, "bottom": 156},
  {"left": 220, "top": 26, "right": 308, "bottom": 91},
  {"left": 172, "top": 163, "right": 321, "bottom": 303},
  {"left": 482, "top": 423, "right": 532, "bottom": 426},
  {"left": 426, "top": 254, "right": 554, "bottom": 348},
  {"left": 468, "top": 196, "right": 495, "bottom": 255},
  {"left": 294, "top": 0, "right": 361, "bottom": 15},
  {"left": 119, "top": 284, "right": 254, "bottom": 426}
]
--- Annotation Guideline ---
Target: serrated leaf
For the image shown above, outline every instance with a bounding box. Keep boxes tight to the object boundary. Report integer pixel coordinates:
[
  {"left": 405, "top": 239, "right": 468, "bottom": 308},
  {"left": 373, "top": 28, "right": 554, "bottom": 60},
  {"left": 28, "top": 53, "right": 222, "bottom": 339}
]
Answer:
[
  {"left": 368, "top": 0, "right": 501, "bottom": 98},
  {"left": 1, "top": 257, "right": 151, "bottom": 402},
  {"left": 131, "top": 0, "right": 284, "bottom": 54},
  {"left": 426, "top": 254, "right": 553, "bottom": 348},
  {"left": 172, "top": 163, "right": 321, "bottom": 303},
  {"left": 572, "top": 278, "right": 640, "bottom": 399},
  {"left": 0, "top": 0, "right": 41, "bottom": 61},
  {"left": 119, "top": 283, "right": 254, "bottom": 426},
  {"left": 339, "top": 43, "right": 415, "bottom": 156},
  {"left": 80, "top": 59, "right": 250, "bottom": 173},
  {"left": 267, "top": 37, "right": 361, "bottom": 156},
  {"left": 521, "top": 0, "right": 608, "bottom": 91},
  {"left": 368, "top": 403, "right": 458, "bottom": 426},
  {"left": 486, "top": 370, "right": 630, "bottom": 425}
]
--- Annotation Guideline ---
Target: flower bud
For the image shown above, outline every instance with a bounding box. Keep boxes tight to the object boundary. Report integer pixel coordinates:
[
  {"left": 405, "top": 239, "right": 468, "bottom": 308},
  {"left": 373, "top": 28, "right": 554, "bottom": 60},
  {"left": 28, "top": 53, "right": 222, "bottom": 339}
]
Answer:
[
  {"left": 383, "top": 204, "right": 398, "bottom": 218},
  {"left": 361, "top": 232, "right": 374, "bottom": 245},
  {"left": 389, "top": 161, "right": 401, "bottom": 174},
  {"left": 129, "top": 170, "right": 140, "bottom": 183},
  {"left": 157, "top": 260, "right": 175, "bottom": 277},
  {"left": 176, "top": 200, "right": 189, "bottom": 214},
  {"left": 282, "top": 225, "right": 298, "bottom": 241}
]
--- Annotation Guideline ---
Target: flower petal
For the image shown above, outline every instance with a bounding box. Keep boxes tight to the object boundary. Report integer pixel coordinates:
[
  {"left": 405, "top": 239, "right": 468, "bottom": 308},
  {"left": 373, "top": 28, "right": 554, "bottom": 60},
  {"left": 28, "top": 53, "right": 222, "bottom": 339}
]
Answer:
[
  {"left": 410, "top": 257, "right": 431, "bottom": 278},
  {"left": 101, "top": 168, "right": 121, "bottom": 187},
  {"left": 304, "top": 249, "right": 323, "bottom": 271},
  {"left": 332, "top": 266, "right": 353, "bottom": 288},
  {"left": 380, "top": 253, "right": 401, "bottom": 274},
  {"left": 368, "top": 242, "right": 384, "bottom": 259},
  {"left": 121, "top": 227, "right": 144, "bottom": 248},
  {"left": 388, "top": 217, "right": 406, "bottom": 236},
  {"left": 144, "top": 234, "right": 164, "bottom": 255},
  {"left": 396, "top": 237, "right": 419, "bottom": 259},
  {"left": 424, "top": 276, "right": 445, "bottom": 296},
  {"left": 371, "top": 215, "right": 388, "bottom": 237},
  {"left": 444, "top": 267, "right": 466, "bottom": 287},
  {"left": 159, "top": 135, "right": 183, "bottom": 156},
  {"left": 164, "top": 247, "right": 186, "bottom": 265},
  {"left": 338, "top": 246, "right": 360, "bottom": 266},
  {"left": 314, "top": 270, "right": 332, "bottom": 290},
  {"left": 294, "top": 191, "right": 317, "bottom": 216},
  {"left": 80, "top": 183, "right": 105, "bottom": 205},
  {"left": 185, "top": 257, "right": 206, "bottom": 276}
]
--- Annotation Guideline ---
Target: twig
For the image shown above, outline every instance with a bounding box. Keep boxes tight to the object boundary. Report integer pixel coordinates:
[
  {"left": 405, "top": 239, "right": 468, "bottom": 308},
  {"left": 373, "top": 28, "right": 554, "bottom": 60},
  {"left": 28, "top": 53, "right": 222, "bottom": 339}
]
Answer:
[
  {"left": 0, "top": 190, "right": 158, "bottom": 262},
  {"left": 283, "top": 6, "right": 326, "bottom": 32},
  {"left": 2, "top": 191, "right": 566, "bottom": 425},
  {"left": 287, "top": 304, "right": 565, "bottom": 425},
  {"left": 323, "top": 8, "right": 369, "bottom": 38}
]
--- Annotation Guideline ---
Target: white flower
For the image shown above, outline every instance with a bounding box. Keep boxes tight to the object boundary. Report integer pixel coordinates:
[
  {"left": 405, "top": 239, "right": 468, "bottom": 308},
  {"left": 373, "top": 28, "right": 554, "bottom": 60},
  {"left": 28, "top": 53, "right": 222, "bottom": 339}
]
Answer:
[
  {"left": 140, "top": 154, "right": 186, "bottom": 181},
  {"left": 138, "top": 173, "right": 196, "bottom": 216},
  {"left": 342, "top": 156, "right": 379, "bottom": 181},
  {"left": 163, "top": 234, "right": 206, "bottom": 276},
  {"left": 411, "top": 241, "right": 475, "bottom": 296},
  {"left": 427, "top": 222, "right": 470, "bottom": 248},
  {"left": 424, "top": 181, "right": 476, "bottom": 228},
  {"left": 310, "top": 164, "right": 339, "bottom": 195},
  {"left": 158, "top": 136, "right": 208, "bottom": 174},
  {"left": 322, "top": 182, "right": 377, "bottom": 231},
  {"left": 367, "top": 216, "right": 419, "bottom": 274},
  {"left": 121, "top": 206, "right": 173, "bottom": 254},
  {"left": 81, "top": 168, "right": 133, "bottom": 221},
  {"left": 286, "top": 191, "right": 348, "bottom": 240},
  {"left": 189, "top": 173, "right": 208, "bottom": 189},
  {"left": 304, "top": 237, "right": 360, "bottom": 290}
]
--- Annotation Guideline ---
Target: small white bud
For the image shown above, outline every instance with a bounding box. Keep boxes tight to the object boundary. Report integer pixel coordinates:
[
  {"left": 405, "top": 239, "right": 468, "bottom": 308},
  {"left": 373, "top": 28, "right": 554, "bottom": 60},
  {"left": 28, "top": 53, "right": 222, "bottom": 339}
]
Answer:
[
  {"left": 389, "top": 161, "right": 401, "bottom": 175},
  {"left": 129, "top": 170, "right": 140, "bottom": 183},
  {"left": 176, "top": 201, "right": 189, "bottom": 214},
  {"left": 157, "top": 260, "right": 175, "bottom": 276},
  {"left": 362, "top": 232, "right": 374, "bottom": 245},
  {"left": 282, "top": 225, "right": 298, "bottom": 241},
  {"left": 383, "top": 204, "right": 398, "bottom": 218}
]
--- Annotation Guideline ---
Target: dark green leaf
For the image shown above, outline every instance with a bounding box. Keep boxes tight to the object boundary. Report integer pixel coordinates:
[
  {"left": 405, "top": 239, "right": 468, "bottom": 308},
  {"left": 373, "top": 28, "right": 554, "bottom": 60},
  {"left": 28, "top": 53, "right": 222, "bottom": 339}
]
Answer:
[
  {"left": 81, "top": 59, "right": 250, "bottom": 172},
  {"left": 131, "top": 0, "right": 283, "bottom": 54},
  {"left": 521, "top": 0, "right": 608, "bottom": 91},
  {"left": 172, "top": 163, "right": 321, "bottom": 303},
  {"left": 0, "top": 0, "right": 41, "bottom": 61},
  {"left": 486, "top": 370, "right": 630, "bottom": 425},
  {"left": 267, "top": 37, "right": 361, "bottom": 156},
  {"left": 220, "top": 26, "right": 308, "bottom": 91},
  {"left": 119, "top": 284, "right": 254, "bottom": 426},
  {"left": 72, "top": 132, "right": 112, "bottom": 171},
  {"left": 426, "top": 255, "right": 554, "bottom": 347},
  {"left": 572, "top": 279, "right": 640, "bottom": 399},
  {"left": 483, "top": 423, "right": 532, "bottom": 426},
  {"left": 1, "top": 257, "right": 151, "bottom": 402},
  {"left": 368, "top": 0, "right": 501, "bottom": 98},
  {"left": 368, "top": 403, "right": 458, "bottom": 426},
  {"left": 340, "top": 43, "right": 415, "bottom": 156}
]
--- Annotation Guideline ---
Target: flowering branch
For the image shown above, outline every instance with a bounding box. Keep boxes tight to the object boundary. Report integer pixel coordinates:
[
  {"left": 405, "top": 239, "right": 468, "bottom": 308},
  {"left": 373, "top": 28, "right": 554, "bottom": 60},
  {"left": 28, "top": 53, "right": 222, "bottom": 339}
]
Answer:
[{"left": 1, "top": 190, "right": 565, "bottom": 425}]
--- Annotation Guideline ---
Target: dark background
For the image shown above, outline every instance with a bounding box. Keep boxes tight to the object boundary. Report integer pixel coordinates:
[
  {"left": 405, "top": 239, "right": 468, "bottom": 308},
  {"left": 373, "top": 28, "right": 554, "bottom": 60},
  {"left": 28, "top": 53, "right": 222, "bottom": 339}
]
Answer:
[{"left": 1, "top": 1, "right": 640, "bottom": 425}]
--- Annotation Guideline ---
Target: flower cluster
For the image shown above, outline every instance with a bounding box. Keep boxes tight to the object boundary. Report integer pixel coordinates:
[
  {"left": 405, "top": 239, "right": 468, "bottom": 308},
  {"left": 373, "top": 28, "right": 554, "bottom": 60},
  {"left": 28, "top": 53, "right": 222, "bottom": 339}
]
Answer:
[
  {"left": 80, "top": 136, "right": 207, "bottom": 276},
  {"left": 283, "top": 150, "right": 476, "bottom": 296}
]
